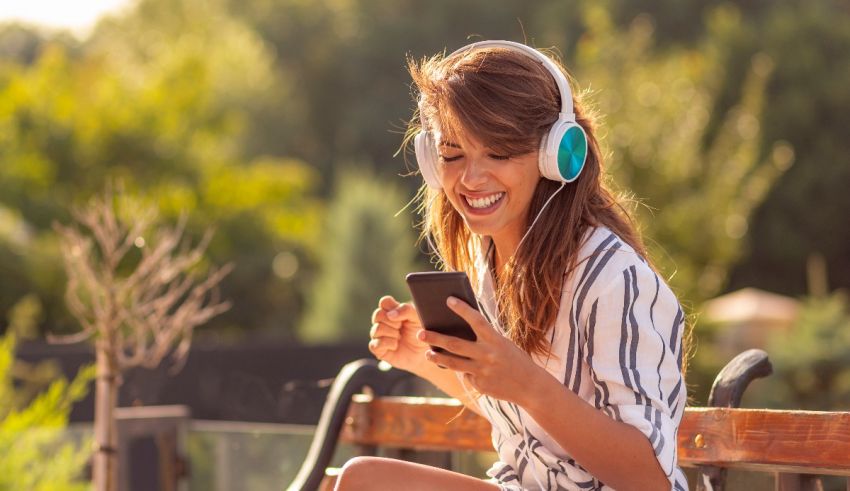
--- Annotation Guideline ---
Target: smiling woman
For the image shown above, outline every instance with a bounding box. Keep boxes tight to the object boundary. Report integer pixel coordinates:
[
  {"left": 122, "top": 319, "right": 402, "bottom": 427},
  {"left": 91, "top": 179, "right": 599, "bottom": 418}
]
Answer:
[
  {"left": 436, "top": 135, "right": 540, "bottom": 261},
  {"left": 337, "top": 40, "right": 690, "bottom": 491},
  {"left": 0, "top": 0, "right": 130, "bottom": 34}
]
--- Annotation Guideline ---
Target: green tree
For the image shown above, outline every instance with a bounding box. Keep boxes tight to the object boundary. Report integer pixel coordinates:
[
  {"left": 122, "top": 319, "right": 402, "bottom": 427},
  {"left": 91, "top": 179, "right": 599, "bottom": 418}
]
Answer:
[
  {"left": 0, "top": 1, "right": 319, "bottom": 338},
  {"left": 571, "top": 4, "right": 791, "bottom": 306},
  {"left": 225, "top": 0, "right": 584, "bottom": 183},
  {"left": 722, "top": 1, "right": 850, "bottom": 296},
  {"left": 0, "top": 23, "right": 79, "bottom": 66},
  {"left": 746, "top": 291, "right": 850, "bottom": 410},
  {"left": 0, "top": 333, "right": 94, "bottom": 491},
  {"left": 300, "top": 171, "right": 419, "bottom": 343}
]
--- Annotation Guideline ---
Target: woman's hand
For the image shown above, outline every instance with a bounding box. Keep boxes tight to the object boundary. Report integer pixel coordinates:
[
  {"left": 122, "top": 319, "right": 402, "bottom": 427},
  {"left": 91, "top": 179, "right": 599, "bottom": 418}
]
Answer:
[
  {"left": 417, "top": 296, "right": 546, "bottom": 405},
  {"left": 368, "top": 295, "right": 430, "bottom": 375}
]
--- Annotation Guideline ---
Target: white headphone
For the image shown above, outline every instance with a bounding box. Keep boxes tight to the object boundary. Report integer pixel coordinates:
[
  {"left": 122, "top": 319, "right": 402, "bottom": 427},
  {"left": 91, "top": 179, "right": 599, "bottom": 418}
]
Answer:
[{"left": 413, "top": 40, "right": 588, "bottom": 190}]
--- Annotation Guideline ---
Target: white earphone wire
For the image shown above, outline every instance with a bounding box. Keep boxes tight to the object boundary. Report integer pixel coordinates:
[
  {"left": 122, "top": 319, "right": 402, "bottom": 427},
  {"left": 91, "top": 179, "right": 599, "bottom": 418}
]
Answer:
[{"left": 515, "top": 181, "right": 567, "bottom": 256}]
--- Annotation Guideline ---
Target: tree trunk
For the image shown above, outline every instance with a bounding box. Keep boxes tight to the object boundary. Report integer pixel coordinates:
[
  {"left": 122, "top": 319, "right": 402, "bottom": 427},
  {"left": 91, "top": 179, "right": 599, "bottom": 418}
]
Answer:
[{"left": 93, "top": 342, "right": 119, "bottom": 491}]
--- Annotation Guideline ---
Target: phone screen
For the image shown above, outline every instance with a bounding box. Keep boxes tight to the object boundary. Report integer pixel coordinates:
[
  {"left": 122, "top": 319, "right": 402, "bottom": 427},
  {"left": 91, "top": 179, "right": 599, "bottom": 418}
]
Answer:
[{"left": 405, "top": 272, "right": 478, "bottom": 354}]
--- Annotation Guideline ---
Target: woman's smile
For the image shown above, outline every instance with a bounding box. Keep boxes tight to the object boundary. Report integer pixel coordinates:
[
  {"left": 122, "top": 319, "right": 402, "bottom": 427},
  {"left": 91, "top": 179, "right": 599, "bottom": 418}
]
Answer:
[{"left": 462, "top": 191, "right": 506, "bottom": 215}]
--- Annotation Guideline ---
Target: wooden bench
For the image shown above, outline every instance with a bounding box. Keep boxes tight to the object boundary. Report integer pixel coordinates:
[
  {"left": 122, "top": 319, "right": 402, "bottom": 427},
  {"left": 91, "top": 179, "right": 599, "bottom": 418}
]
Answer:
[{"left": 287, "top": 350, "right": 850, "bottom": 491}]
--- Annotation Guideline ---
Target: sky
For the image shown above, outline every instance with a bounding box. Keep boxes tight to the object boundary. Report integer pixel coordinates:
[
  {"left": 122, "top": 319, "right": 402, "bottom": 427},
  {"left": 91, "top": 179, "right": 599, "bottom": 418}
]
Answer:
[{"left": 0, "top": 0, "right": 132, "bottom": 34}]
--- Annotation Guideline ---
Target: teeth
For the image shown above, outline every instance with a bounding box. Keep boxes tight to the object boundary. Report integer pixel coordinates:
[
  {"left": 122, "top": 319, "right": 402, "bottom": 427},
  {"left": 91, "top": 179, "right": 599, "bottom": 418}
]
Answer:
[{"left": 466, "top": 193, "right": 504, "bottom": 209}]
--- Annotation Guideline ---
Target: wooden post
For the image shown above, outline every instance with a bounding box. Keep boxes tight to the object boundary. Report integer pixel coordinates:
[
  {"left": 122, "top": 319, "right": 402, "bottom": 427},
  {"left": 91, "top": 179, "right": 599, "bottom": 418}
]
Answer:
[
  {"left": 114, "top": 405, "right": 190, "bottom": 491},
  {"left": 93, "top": 341, "right": 120, "bottom": 491}
]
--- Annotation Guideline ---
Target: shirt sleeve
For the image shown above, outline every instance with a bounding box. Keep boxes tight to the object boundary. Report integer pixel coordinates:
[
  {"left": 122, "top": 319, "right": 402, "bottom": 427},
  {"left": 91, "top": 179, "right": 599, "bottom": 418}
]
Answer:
[{"left": 582, "top": 261, "right": 686, "bottom": 486}]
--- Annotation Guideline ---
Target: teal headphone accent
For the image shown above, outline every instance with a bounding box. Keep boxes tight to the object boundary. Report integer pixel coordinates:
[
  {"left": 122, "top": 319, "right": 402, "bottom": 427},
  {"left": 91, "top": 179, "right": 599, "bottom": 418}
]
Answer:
[
  {"left": 558, "top": 125, "right": 587, "bottom": 181},
  {"left": 414, "top": 40, "right": 588, "bottom": 189}
]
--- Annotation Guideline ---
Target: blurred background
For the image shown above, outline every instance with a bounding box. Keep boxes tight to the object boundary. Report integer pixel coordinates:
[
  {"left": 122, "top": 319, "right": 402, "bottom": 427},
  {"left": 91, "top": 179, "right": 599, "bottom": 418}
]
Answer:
[{"left": 1, "top": 0, "right": 848, "bottom": 489}]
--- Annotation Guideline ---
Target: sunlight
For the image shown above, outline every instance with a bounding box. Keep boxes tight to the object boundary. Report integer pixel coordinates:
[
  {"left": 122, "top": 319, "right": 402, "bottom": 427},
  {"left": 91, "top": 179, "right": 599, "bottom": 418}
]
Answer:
[{"left": 0, "top": 0, "right": 132, "bottom": 33}]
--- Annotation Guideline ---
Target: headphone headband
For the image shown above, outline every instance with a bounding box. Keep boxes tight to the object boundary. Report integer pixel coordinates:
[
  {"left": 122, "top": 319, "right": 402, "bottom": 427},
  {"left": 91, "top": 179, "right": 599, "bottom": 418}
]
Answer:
[
  {"left": 414, "top": 40, "right": 588, "bottom": 188},
  {"left": 447, "top": 40, "right": 574, "bottom": 118}
]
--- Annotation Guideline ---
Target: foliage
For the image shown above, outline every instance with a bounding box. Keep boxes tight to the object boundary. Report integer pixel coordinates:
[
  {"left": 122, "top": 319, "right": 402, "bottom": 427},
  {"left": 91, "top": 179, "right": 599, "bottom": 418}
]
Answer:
[
  {"left": 223, "top": 0, "right": 588, "bottom": 182},
  {"left": 746, "top": 292, "right": 850, "bottom": 410},
  {"left": 0, "top": 23, "right": 79, "bottom": 66},
  {"left": 300, "top": 171, "right": 419, "bottom": 343},
  {"left": 724, "top": 0, "right": 850, "bottom": 296},
  {"left": 0, "top": 0, "right": 848, "bottom": 349},
  {"left": 573, "top": 5, "right": 791, "bottom": 306},
  {"left": 0, "top": 333, "right": 94, "bottom": 491},
  {"left": 0, "top": 1, "right": 319, "bottom": 338}
]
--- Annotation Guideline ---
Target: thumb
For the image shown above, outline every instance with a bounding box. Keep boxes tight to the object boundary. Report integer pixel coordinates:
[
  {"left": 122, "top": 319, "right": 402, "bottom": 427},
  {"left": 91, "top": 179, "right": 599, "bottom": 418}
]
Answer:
[{"left": 379, "top": 295, "right": 401, "bottom": 311}]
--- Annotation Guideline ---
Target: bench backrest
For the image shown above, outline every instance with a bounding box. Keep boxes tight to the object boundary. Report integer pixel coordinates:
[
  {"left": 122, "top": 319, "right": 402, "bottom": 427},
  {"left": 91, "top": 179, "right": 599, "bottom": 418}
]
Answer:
[
  {"left": 287, "top": 351, "right": 850, "bottom": 491},
  {"left": 341, "top": 395, "right": 850, "bottom": 477}
]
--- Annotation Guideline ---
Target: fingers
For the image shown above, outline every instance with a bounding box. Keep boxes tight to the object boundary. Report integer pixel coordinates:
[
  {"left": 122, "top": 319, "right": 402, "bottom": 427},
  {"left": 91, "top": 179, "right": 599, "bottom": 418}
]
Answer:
[
  {"left": 378, "top": 295, "right": 400, "bottom": 310},
  {"left": 368, "top": 336, "right": 399, "bottom": 359},
  {"left": 372, "top": 301, "right": 420, "bottom": 325},
  {"left": 418, "top": 329, "right": 477, "bottom": 358},
  {"left": 372, "top": 296, "right": 400, "bottom": 324},
  {"left": 446, "top": 296, "right": 490, "bottom": 338},
  {"left": 369, "top": 319, "right": 401, "bottom": 361},
  {"left": 369, "top": 322, "right": 399, "bottom": 341},
  {"left": 425, "top": 348, "right": 474, "bottom": 372}
]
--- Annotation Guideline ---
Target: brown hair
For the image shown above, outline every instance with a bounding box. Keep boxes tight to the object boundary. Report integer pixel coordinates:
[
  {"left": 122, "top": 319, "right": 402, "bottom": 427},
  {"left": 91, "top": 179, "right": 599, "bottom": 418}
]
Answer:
[{"left": 407, "top": 46, "right": 651, "bottom": 357}]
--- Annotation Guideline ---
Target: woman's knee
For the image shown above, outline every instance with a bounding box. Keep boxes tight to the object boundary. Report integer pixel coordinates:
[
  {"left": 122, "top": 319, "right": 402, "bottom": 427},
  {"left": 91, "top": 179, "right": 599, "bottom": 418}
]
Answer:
[{"left": 334, "top": 456, "right": 384, "bottom": 491}]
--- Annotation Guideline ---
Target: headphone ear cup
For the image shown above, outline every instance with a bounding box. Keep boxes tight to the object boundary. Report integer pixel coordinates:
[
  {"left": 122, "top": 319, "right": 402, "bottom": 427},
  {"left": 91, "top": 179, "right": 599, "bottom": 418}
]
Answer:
[
  {"left": 539, "top": 120, "right": 588, "bottom": 183},
  {"left": 414, "top": 130, "right": 442, "bottom": 189}
]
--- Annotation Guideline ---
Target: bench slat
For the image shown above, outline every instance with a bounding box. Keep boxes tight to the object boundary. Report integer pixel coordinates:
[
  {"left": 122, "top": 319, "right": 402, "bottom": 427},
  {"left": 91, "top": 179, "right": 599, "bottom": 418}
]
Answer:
[
  {"left": 342, "top": 395, "right": 490, "bottom": 451},
  {"left": 680, "top": 407, "right": 850, "bottom": 476},
  {"left": 340, "top": 395, "right": 850, "bottom": 476}
]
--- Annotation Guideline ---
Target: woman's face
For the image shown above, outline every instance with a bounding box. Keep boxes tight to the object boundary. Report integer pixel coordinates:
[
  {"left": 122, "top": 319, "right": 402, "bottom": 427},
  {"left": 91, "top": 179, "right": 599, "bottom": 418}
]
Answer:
[{"left": 437, "top": 134, "right": 541, "bottom": 253}]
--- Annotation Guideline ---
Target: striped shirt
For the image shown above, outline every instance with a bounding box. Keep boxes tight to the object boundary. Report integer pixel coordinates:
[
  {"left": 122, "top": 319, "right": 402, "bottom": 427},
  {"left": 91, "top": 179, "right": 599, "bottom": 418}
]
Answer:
[{"left": 466, "top": 227, "right": 688, "bottom": 491}]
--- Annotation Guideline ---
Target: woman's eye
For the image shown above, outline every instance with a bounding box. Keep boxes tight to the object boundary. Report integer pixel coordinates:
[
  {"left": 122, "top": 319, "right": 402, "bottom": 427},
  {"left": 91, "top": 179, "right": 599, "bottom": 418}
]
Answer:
[{"left": 439, "top": 155, "right": 462, "bottom": 163}]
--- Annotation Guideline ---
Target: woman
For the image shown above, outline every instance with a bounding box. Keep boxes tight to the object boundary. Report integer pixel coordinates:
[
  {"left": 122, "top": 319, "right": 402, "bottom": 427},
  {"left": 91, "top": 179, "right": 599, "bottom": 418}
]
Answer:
[{"left": 336, "top": 40, "right": 688, "bottom": 491}]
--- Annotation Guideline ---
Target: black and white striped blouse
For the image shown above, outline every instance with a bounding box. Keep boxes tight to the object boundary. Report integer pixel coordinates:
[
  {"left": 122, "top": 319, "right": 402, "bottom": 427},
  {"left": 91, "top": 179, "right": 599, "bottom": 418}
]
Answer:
[{"left": 466, "top": 227, "right": 688, "bottom": 491}]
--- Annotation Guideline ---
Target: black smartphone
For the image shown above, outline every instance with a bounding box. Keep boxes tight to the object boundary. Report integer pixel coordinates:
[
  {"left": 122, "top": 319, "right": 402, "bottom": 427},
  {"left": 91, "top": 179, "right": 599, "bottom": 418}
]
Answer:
[{"left": 405, "top": 271, "right": 478, "bottom": 355}]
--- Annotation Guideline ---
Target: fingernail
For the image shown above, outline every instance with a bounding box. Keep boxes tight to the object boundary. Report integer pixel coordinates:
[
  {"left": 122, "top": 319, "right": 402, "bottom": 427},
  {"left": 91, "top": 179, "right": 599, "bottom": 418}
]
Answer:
[
  {"left": 446, "top": 296, "right": 457, "bottom": 307},
  {"left": 388, "top": 309, "right": 398, "bottom": 319}
]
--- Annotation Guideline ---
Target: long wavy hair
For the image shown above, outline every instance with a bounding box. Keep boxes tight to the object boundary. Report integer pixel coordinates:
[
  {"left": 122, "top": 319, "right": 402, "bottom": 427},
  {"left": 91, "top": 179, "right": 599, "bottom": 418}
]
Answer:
[{"left": 406, "top": 46, "right": 651, "bottom": 358}]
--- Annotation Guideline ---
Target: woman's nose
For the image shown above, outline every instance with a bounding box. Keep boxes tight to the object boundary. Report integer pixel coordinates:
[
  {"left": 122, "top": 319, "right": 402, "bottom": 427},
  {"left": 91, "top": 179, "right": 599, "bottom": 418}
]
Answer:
[{"left": 460, "top": 158, "right": 488, "bottom": 188}]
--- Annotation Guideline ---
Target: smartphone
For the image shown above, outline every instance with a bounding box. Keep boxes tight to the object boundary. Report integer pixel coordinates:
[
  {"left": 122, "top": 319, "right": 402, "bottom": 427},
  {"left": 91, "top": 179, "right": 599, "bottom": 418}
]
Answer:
[{"left": 405, "top": 271, "right": 478, "bottom": 355}]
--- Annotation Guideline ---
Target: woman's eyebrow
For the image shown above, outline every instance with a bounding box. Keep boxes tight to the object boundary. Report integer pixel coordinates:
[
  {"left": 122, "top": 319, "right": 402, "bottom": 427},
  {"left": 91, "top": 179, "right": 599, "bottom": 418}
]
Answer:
[{"left": 438, "top": 140, "right": 461, "bottom": 148}]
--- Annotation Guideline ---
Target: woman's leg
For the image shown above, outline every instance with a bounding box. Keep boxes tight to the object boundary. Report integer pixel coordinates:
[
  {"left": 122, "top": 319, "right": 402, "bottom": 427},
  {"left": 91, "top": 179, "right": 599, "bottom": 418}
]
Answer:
[{"left": 334, "top": 456, "right": 503, "bottom": 491}]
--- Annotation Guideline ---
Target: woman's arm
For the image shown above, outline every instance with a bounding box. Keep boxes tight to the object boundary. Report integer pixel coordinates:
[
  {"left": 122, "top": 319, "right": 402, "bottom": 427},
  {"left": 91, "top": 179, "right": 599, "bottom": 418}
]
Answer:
[
  {"left": 413, "top": 359, "right": 485, "bottom": 417},
  {"left": 422, "top": 310, "right": 671, "bottom": 490},
  {"left": 421, "top": 279, "right": 684, "bottom": 491},
  {"left": 519, "top": 367, "right": 669, "bottom": 491},
  {"left": 522, "top": 265, "right": 684, "bottom": 490}
]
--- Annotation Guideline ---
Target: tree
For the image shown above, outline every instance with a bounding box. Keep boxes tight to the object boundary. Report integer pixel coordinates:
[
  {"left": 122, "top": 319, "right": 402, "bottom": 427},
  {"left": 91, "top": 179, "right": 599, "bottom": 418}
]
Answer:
[
  {"left": 569, "top": 4, "right": 791, "bottom": 306},
  {"left": 0, "top": 5, "right": 319, "bottom": 339},
  {"left": 300, "top": 171, "right": 419, "bottom": 343},
  {"left": 723, "top": 0, "right": 850, "bottom": 296},
  {"left": 0, "top": 332, "right": 94, "bottom": 491},
  {"left": 53, "top": 190, "right": 232, "bottom": 491},
  {"left": 751, "top": 291, "right": 850, "bottom": 411}
]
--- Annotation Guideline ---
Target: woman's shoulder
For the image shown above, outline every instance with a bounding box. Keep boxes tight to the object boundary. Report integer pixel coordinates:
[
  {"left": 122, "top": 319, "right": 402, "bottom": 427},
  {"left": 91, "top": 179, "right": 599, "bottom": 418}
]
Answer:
[{"left": 571, "top": 226, "right": 657, "bottom": 299}]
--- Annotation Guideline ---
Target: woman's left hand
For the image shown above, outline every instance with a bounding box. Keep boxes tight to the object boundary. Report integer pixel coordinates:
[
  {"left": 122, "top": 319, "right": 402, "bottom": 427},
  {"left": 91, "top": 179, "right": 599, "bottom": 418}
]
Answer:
[{"left": 417, "top": 296, "right": 546, "bottom": 405}]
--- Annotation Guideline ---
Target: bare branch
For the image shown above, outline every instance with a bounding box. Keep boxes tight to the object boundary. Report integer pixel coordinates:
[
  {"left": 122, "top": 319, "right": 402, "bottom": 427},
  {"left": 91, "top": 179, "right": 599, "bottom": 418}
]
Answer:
[{"left": 46, "top": 329, "right": 95, "bottom": 344}]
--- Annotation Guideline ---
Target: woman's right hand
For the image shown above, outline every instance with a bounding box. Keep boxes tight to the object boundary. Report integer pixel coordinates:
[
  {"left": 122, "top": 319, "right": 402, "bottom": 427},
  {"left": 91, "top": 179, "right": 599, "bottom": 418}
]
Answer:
[{"left": 369, "top": 295, "right": 430, "bottom": 375}]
